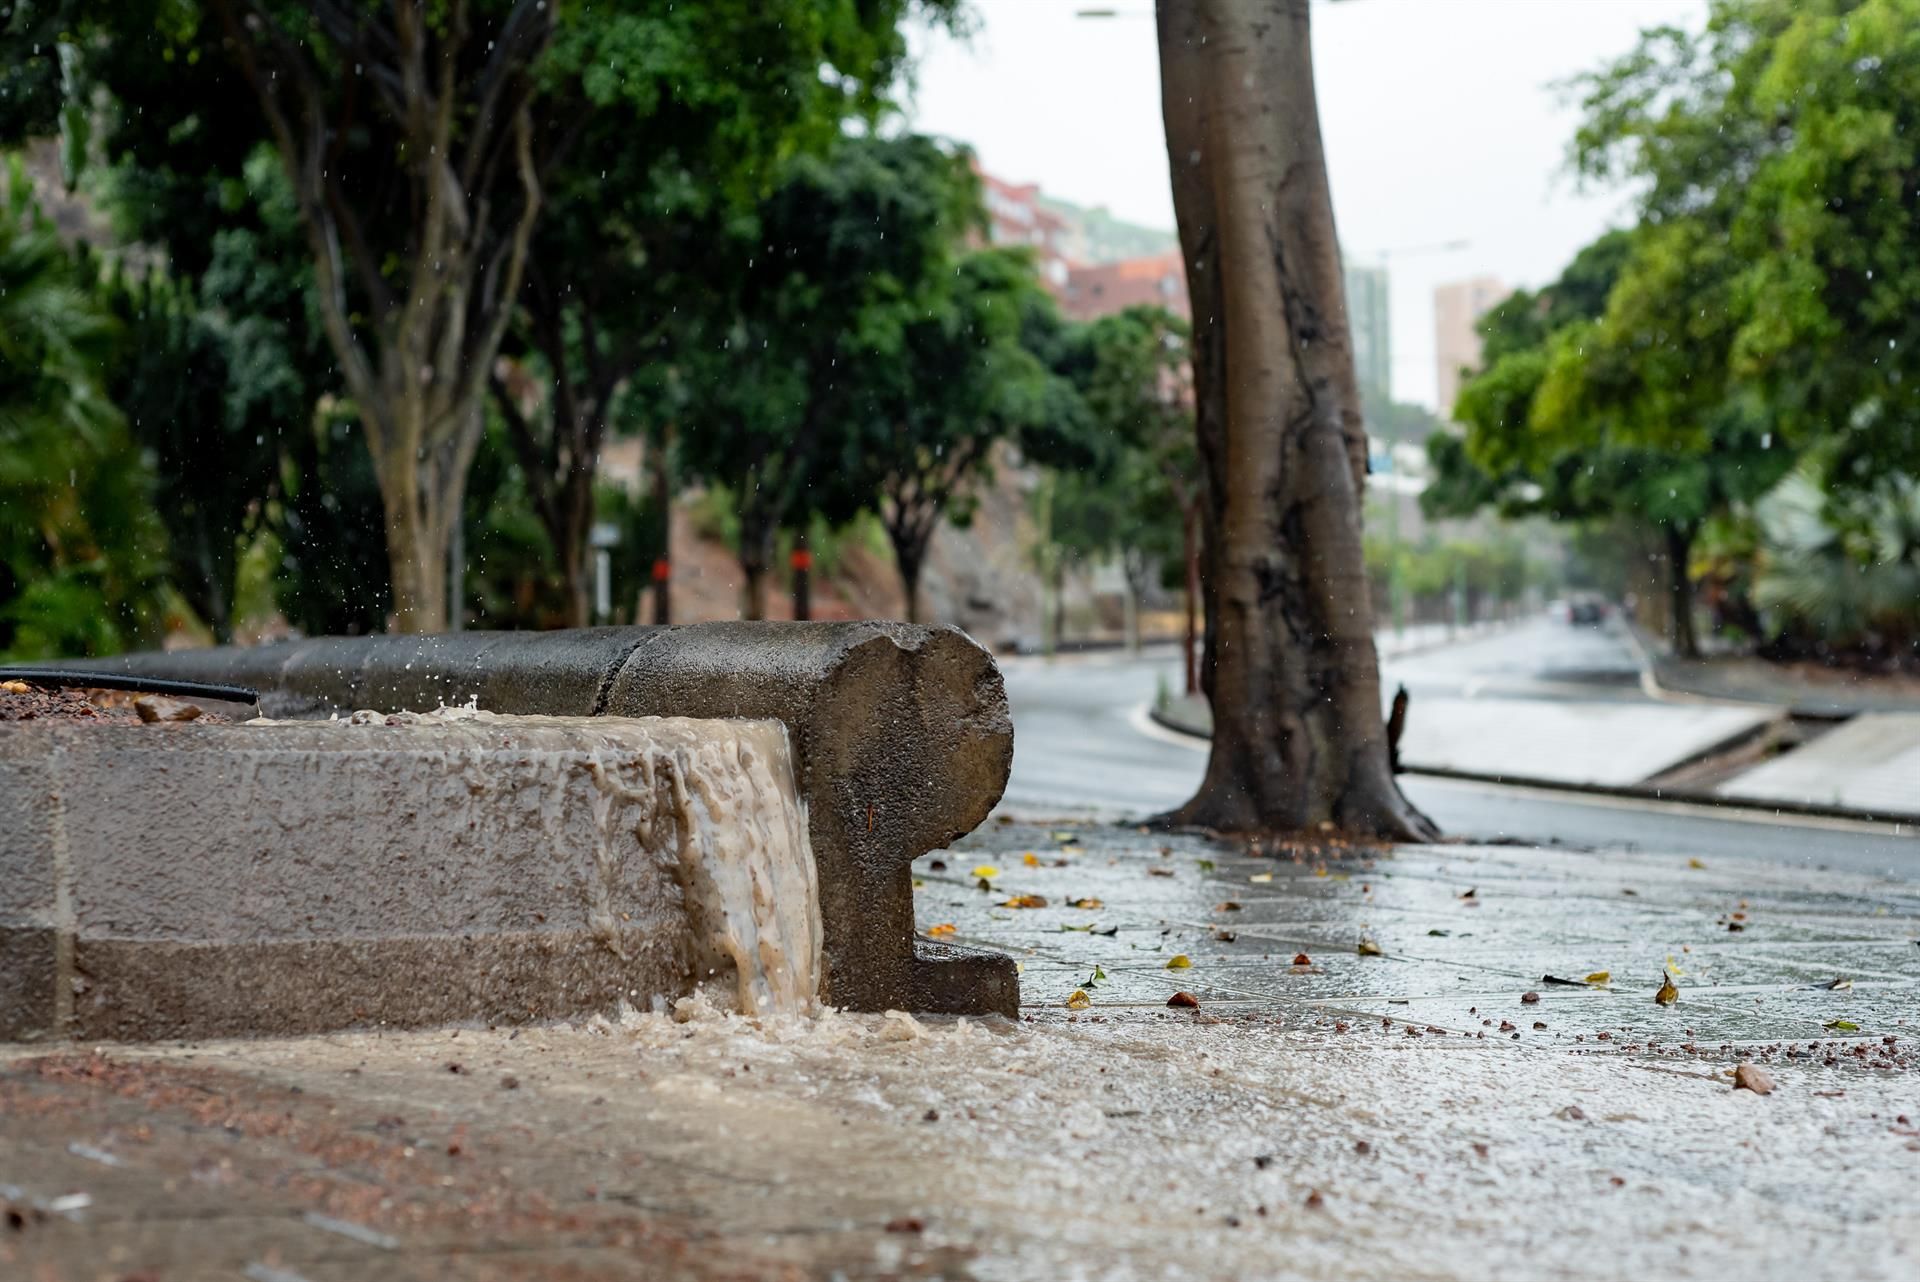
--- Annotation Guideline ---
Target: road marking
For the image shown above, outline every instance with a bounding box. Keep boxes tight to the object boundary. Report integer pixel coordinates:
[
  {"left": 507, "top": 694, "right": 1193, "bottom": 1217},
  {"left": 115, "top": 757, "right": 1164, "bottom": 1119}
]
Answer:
[{"left": 1127, "top": 703, "right": 1209, "bottom": 752}]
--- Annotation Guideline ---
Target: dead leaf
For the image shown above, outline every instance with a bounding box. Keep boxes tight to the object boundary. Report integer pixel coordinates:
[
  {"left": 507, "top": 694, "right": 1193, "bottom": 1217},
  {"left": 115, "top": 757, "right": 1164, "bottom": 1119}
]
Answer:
[
  {"left": 1215, "top": 901, "right": 1243, "bottom": 912},
  {"left": 1357, "top": 938, "right": 1383, "bottom": 957},
  {"left": 1521, "top": 991, "right": 1541, "bottom": 1004},
  {"left": 1022, "top": 852, "right": 1039, "bottom": 868},
  {"left": 1166, "top": 954, "right": 1192, "bottom": 970},
  {"left": 885, "top": 1216, "right": 925, "bottom": 1234},
  {"left": 999, "top": 894, "right": 1048, "bottom": 909},
  {"left": 926, "top": 924, "right": 957, "bottom": 938},
  {"left": 1065, "top": 989, "right": 1092, "bottom": 1010},
  {"left": 1068, "top": 897, "right": 1104, "bottom": 910},
  {"left": 1292, "top": 953, "right": 1313, "bottom": 966},
  {"left": 1688, "top": 857, "right": 1706, "bottom": 870},
  {"left": 1655, "top": 976, "right": 1680, "bottom": 1006},
  {"left": 1249, "top": 873, "right": 1273, "bottom": 884},
  {"left": 1459, "top": 888, "right": 1476, "bottom": 899},
  {"left": 1557, "top": 1104, "right": 1588, "bottom": 1122},
  {"left": 1146, "top": 866, "right": 1176, "bottom": 879},
  {"left": 1584, "top": 972, "right": 1611, "bottom": 986},
  {"left": 1732, "top": 1064, "right": 1774, "bottom": 1095},
  {"left": 1213, "top": 930, "right": 1237, "bottom": 942},
  {"left": 1167, "top": 991, "right": 1200, "bottom": 1009},
  {"left": 971, "top": 864, "right": 1000, "bottom": 880},
  {"left": 1823, "top": 1019, "right": 1860, "bottom": 1032},
  {"left": 1825, "top": 977, "right": 1852, "bottom": 991},
  {"left": 1197, "top": 859, "right": 1215, "bottom": 873}
]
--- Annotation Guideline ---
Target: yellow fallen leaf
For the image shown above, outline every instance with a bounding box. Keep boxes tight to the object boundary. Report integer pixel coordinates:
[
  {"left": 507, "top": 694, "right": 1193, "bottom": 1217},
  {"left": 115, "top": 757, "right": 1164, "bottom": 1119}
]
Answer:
[
  {"left": 1655, "top": 976, "right": 1680, "bottom": 1005},
  {"left": 1665, "top": 955, "right": 1685, "bottom": 977},
  {"left": 1585, "top": 971, "right": 1611, "bottom": 986},
  {"left": 1688, "top": 858, "right": 1706, "bottom": 870},
  {"left": 1313, "top": 866, "right": 1330, "bottom": 878},
  {"left": 1022, "top": 852, "right": 1039, "bottom": 867},
  {"left": 1166, "top": 954, "right": 1192, "bottom": 970},
  {"left": 1068, "top": 897, "right": 1104, "bottom": 910},
  {"left": 926, "top": 923, "right": 957, "bottom": 938},
  {"left": 1249, "top": 873, "right": 1274, "bottom": 884},
  {"left": 999, "top": 894, "right": 1049, "bottom": 909},
  {"left": 971, "top": 865, "right": 1000, "bottom": 880},
  {"left": 1357, "top": 938, "right": 1383, "bottom": 957},
  {"left": 1066, "top": 988, "right": 1092, "bottom": 1010}
]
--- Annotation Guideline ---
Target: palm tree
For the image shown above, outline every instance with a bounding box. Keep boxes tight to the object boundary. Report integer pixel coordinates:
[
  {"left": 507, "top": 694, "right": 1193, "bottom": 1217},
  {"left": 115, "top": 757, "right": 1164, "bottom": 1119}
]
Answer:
[{"left": 0, "top": 186, "right": 165, "bottom": 658}]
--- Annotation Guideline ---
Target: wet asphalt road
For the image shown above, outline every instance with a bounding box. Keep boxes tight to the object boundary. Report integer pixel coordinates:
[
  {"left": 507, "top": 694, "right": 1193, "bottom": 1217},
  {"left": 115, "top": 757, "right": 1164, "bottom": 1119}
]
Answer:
[{"left": 998, "top": 621, "right": 1920, "bottom": 879}]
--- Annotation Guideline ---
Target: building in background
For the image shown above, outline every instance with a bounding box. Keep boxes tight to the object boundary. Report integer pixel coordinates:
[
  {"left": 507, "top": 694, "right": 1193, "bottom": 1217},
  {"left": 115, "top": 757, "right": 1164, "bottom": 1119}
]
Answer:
[
  {"left": 977, "top": 167, "right": 1075, "bottom": 291},
  {"left": 1343, "top": 262, "right": 1391, "bottom": 402},
  {"left": 1061, "top": 251, "right": 1188, "bottom": 321},
  {"left": 1433, "top": 275, "right": 1507, "bottom": 416}
]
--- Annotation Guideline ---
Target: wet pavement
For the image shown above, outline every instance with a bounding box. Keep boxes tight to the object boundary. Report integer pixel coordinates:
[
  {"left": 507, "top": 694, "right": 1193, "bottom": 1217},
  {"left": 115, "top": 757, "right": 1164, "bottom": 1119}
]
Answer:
[{"left": 5, "top": 821, "right": 1917, "bottom": 1281}]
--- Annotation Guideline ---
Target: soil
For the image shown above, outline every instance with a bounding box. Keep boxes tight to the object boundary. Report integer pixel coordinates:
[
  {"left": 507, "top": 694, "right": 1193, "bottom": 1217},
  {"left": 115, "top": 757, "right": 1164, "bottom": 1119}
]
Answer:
[{"left": 0, "top": 681, "right": 229, "bottom": 725}]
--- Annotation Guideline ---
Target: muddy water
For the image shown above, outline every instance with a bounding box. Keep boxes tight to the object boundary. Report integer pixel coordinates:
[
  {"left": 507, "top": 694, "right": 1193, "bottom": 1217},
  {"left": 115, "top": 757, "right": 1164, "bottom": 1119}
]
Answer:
[{"left": 292, "top": 707, "right": 823, "bottom": 1016}]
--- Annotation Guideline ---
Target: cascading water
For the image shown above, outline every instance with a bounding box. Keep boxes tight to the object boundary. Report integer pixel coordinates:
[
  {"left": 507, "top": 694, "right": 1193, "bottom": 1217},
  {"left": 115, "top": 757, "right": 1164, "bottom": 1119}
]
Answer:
[{"left": 286, "top": 706, "right": 823, "bottom": 1017}]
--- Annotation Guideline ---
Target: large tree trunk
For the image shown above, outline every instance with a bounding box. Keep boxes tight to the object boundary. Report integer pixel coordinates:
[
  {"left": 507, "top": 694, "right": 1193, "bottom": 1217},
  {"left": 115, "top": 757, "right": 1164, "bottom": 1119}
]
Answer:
[
  {"left": 1155, "top": 0, "right": 1435, "bottom": 839},
  {"left": 1665, "top": 523, "right": 1699, "bottom": 660}
]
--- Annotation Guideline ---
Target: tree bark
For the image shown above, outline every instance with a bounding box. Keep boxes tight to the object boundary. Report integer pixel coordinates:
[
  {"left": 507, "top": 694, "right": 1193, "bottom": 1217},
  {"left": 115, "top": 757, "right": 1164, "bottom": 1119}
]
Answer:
[
  {"left": 1154, "top": 0, "right": 1435, "bottom": 839},
  {"left": 790, "top": 531, "right": 812, "bottom": 622},
  {"left": 1665, "top": 523, "right": 1699, "bottom": 659}
]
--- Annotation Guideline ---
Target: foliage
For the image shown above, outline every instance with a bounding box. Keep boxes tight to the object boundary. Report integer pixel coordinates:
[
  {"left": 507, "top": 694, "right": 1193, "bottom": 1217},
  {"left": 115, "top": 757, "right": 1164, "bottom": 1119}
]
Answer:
[
  {"left": 1754, "top": 458, "right": 1920, "bottom": 649},
  {"left": 0, "top": 190, "right": 165, "bottom": 658},
  {"left": 1569, "top": 0, "right": 1920, "bottom": 486}
]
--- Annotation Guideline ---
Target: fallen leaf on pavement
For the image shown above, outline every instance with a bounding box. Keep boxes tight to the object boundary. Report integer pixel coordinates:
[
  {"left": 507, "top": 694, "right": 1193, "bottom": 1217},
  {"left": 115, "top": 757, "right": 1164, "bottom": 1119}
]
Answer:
[
  {"left": 1557, "top": 1105, "right": 1588, "bottom": 1121},
  {"left": 1249, "top": 873, "right": 1273, "bottom": 884},
  {"left": 1213, "top": 930, "right": 1237, "bottom": 942},
  {"left": 1068, "top": 897, "right": 1103, "bottom": 910},
  {"left": 1733, "top": 1064, "right": 1774, "bottom": 1095},
  {"left": 1147, "top": 866, "right": 1176, "bottom": 878},
  {"left": 1215, "top": 901, "right": 1242, "bottom": 912},
  {"left": 999, "top": 894, "right": 1048, "bottom": 909},
  {"left": 1357, "top": 938, "right": 1383, "bottom": 957},
  {"left": 1022, "top": 853, "right": 1039, "bottom": 867},
  {"left": 1825, "top": 977, "right": 1852, "bottom": 990},
  {"left": 926, "top": 924, "right": 956, "bottom": 938},
  {"left": 1293, "top": 953, "right": 1312, "bottom": 965},
  {"left": 1688, "top": 858, "right": 1706, "bottom": 869},
  {"left": 1521, "top": 991, "right": 1541, "bottom": 1004},
  {"left": 1065, "top": 989, "right": 1092, "bottom": 1010},
  {"left": 1655, "top": 976, "right": 1680, "bottom": 1006},
  {"left": 1166, "top": 954, "right": 1192, "bottom": 970},
  {"left": 1167, "top": 991, "right": 1200, "bottom": 1008},
  {"left": 1823, "top": 1019, "right": 1860, "bottom": 1032},
  {"left": 1197, "top": 859, "right": 1216, "bottom": 873},
  {"left": 1585, "top": 972, "right": 1611, "bottom": 986},
  {"left": 971, "top": 865, "right": 1000, "bottom": 880},
  {"left": 885, "top": 1216, "right": 925, "bottom": 1234}
]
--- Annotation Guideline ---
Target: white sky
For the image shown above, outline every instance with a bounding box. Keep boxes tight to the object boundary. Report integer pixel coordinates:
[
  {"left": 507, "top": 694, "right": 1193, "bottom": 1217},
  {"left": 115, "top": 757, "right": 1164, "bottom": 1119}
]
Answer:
[{"left": 905, "top": 0, "right": 1706, "bottom": 408}]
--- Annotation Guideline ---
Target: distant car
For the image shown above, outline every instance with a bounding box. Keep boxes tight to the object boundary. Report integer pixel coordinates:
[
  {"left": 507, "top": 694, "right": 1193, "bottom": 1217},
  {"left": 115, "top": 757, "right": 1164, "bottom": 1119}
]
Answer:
[{"left": 1567, "top": 595, "right": 1609, "bottom": 626}]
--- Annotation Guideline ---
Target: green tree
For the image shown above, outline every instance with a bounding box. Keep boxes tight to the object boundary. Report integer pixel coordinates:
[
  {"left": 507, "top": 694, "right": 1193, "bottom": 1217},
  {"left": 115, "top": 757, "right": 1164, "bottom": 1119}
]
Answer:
[
  {"left": 673, "top": 134, "right": 982, "bottom": 620},
  {"left": 0, "top": 193, "right": 165, "bottom": 658}
]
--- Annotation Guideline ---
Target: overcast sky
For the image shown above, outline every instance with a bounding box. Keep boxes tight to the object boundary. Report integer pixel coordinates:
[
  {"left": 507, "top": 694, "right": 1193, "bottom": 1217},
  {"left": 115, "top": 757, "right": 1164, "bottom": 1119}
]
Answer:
[{"left": 904, "top": 0, "right": 1706, "bottom": 408}]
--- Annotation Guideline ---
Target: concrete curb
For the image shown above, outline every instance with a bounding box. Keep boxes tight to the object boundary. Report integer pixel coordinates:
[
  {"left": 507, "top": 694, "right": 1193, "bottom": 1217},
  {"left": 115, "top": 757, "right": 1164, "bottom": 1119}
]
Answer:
[
  {"left": 24, "top": 624, "right": 1021, "bottom": 1029},
  {"left": 1146, "top": 700, "right": 1916, "bottom": 829}
]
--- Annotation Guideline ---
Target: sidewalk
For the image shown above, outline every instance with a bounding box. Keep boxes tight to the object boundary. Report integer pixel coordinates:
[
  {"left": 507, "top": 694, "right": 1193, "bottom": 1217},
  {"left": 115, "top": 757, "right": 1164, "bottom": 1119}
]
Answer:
[{"left": 5, "top": 822, "right": 1915, "bottom": 1281}]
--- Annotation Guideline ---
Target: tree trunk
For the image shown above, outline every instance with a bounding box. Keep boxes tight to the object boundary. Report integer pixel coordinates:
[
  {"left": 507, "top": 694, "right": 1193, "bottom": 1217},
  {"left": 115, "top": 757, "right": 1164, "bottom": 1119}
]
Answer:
[
  {"left": 790, "top": 531, "right": 812, "bottom": 621},
  {"left": 1155, "top": 0, "right": 1434, "bottom": 839},
  {"left": 1665, "top": 523, "right": 1699, "bottom": 660},
  {"left": 651, "top": 433, "right": 673, "bottom": 625},
  {"left": 1181, "top": 501, "right": 1201, "bottom": 696}
]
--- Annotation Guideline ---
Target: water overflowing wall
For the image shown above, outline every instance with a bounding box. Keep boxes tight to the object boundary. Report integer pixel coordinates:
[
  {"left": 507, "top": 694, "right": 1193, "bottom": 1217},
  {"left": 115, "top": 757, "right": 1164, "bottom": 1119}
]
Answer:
[{"left": 3, "top": 710, "right": 825, "bottom": 1040}]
